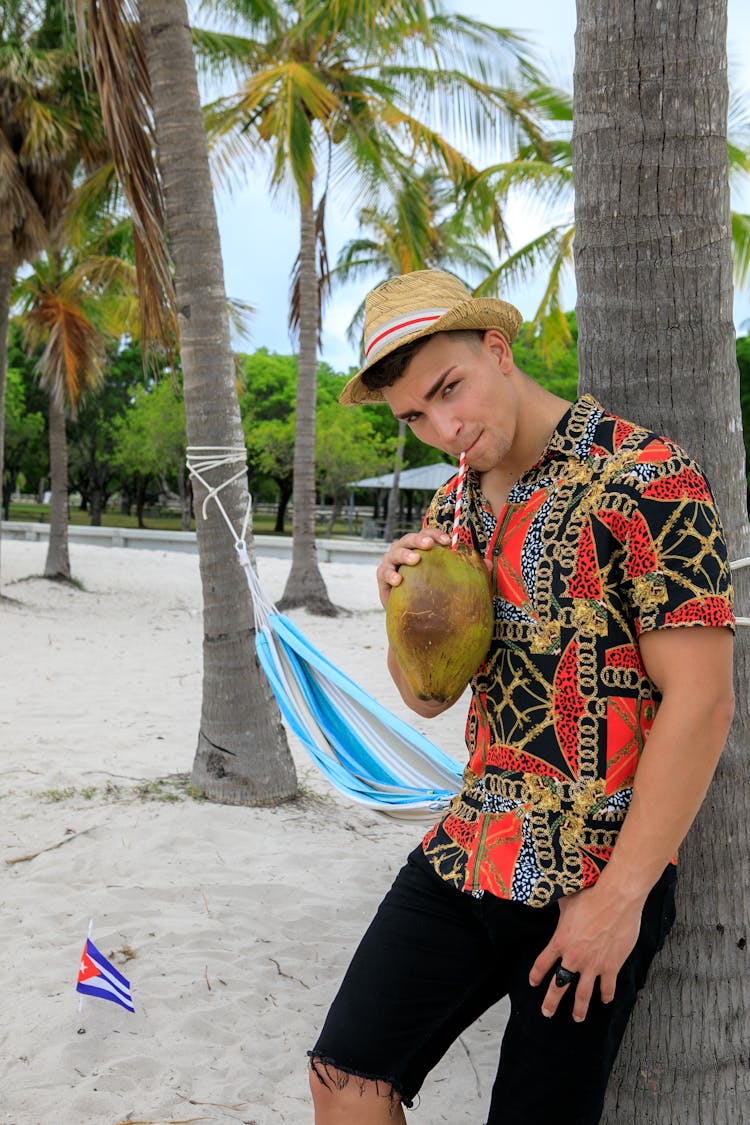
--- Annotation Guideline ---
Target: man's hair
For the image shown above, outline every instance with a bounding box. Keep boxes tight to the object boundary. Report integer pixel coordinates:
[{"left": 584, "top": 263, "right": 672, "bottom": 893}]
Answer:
[{"left": 360, "top": 329, "right": 485, "bottom": 393}]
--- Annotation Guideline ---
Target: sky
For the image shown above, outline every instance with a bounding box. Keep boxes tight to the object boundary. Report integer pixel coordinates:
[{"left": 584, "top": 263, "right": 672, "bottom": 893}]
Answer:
[{"left": 209, "top": 0, "right": 750, "bottom": 372}]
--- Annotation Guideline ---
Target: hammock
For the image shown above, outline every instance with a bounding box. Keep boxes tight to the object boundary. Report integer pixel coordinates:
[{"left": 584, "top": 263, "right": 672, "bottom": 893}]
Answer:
[
  {"left": 187, "top": 448, "right": 464, "bottom": 819},
  {"left": 243, "top": 544, "right": 463, "bottom": 818}
]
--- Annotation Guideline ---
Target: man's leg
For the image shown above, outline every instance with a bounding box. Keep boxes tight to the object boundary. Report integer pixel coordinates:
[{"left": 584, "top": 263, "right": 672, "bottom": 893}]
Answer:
[
  {"left": 484, "top": 866, "right": 677, "bottom": 1125},
  {"left": 309, "top": 1062, "right": 407, "bottom": 1124},
  {"left": 309, "top": 848, "right": 507, "bottom": 1119}
]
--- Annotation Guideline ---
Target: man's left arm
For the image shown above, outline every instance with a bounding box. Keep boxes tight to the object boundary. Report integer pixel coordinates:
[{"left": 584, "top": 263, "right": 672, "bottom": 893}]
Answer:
[{"left": 529, "top": 624, "right": 735, "bottom": 1021}]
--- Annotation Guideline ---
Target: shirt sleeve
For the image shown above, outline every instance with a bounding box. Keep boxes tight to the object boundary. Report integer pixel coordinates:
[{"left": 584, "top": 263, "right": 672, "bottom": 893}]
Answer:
[
  {"left": 620, "top": 448, "right": 735, "bottom": 636},
  {"left": 422, "top": 485, "right": 455, "bottom": 535}
]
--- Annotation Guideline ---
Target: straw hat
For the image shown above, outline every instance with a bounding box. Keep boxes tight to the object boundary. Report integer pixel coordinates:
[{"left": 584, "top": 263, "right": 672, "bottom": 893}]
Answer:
[{"left": 339, "top": 269, "right": 523, "bottom": 405}]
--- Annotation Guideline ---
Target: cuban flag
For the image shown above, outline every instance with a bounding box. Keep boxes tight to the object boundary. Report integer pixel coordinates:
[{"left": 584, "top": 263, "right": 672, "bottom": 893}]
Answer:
[{"left": 76, "top": 938, "right": 135, "bottom": 1012}]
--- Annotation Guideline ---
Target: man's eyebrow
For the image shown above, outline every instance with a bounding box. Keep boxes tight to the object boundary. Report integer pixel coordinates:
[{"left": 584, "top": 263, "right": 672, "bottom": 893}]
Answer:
[{"left": 393, "top": 365, "right": 457, "bottom": 420}]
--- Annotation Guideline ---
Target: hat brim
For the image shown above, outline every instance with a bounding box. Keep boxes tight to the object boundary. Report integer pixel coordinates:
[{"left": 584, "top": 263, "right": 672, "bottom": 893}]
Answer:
[{"left": 339, "top": 297, "right": 523, "bottom": 405}]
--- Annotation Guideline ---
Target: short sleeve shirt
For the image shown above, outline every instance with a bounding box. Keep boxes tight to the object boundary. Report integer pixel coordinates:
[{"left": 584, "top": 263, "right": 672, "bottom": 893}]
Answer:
[{"left": 420, "top": 395, "right": 734, "bottom": 907}]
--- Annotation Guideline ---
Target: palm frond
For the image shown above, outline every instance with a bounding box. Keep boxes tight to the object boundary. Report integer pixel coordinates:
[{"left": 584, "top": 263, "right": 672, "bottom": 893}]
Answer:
[
  {"left": 73, "top": 0, "right": 176, "bottom": 352},
  {"left": 476, "top": 222, "right": 576, "bottom": 360},
  {"left": 471, "top": 157, "right": 573, "bottom": 213},
  {"left": 732, "top": 212, "right": 750, "bottom": 290},
  {"left": 21, "top": 288, "right": 104, "bottom": 412},
  {"left": 226, "top": 296, "right": 255, "bottom": 343}
]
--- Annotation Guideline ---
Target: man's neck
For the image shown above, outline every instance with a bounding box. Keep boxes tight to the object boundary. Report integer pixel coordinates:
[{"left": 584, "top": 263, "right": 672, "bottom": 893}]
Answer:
[{"left": 480, "top": 375, "right": 572, "bottom": 513}]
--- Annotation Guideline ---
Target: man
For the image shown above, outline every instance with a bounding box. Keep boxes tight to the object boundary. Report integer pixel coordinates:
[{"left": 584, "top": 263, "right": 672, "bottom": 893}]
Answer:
[{"left": 309, "top": 270, "right": 735, "bottom": 1124}]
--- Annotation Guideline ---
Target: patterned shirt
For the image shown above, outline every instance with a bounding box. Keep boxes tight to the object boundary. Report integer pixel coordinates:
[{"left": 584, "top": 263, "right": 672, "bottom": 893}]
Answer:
[{"left": 420, "top": 395, "right": 734, "bottom": 907}]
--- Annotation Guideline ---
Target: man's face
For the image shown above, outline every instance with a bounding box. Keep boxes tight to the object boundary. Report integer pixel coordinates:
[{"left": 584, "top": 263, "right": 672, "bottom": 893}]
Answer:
[{"left": 381, "top": 330, "right": 518, "bottom": 472}]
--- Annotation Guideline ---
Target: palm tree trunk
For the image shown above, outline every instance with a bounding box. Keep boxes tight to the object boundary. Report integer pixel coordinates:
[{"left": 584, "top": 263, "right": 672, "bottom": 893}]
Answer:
[
  {"left": 139, "top": 0, "right": 296, "bottom": 805},
  {"left": 274, "top": 480, "right": 292, "bottom": 533},
  {"left": 573, "top": 1, "right": 750, "bottom": 1117},
  {"left": 278, "top": 191, "right": 337, "bottom": 615},
  {"left": 383, "top": 419, "right": 407, "bottom": 542},
  {"left": 44, "top": 395, "right": 71, "bottom": 580},
  {"left": 0, "top": 228, "right": 12, "bottom": 587}
]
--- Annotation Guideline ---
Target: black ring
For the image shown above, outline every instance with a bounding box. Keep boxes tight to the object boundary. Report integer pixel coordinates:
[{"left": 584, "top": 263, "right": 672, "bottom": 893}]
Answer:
[{"left": 555, "top": 965, "right": 579, "bottom": 988}]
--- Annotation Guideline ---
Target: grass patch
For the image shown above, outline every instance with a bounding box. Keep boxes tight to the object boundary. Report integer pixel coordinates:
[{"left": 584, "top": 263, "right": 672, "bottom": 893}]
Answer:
[
  {"left": 40, "top": 787, "right": 77, "bottom": 802},
  {"left": 7, "top": 502, "right": 360, "bottom": 538},
  {"left": 39, "top": 773, "right": 198, "bottom": 805}
]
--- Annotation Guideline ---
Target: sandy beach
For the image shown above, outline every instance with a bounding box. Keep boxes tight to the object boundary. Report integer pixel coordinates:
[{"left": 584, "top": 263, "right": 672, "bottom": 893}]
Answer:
[{"left": 0, "top": 538, "right": 507, "bottom": 1125}]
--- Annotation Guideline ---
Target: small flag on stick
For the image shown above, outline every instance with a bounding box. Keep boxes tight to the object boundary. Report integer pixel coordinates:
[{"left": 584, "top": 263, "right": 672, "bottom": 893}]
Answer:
[{"left": 76, "top": 937, "right": 135, "bottom": 1013}]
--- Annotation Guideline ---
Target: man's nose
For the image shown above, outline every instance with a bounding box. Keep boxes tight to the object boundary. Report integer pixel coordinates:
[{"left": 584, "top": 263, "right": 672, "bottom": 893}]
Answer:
[{"left": 433, "top": 411, "right": 462, "bottom": 450}]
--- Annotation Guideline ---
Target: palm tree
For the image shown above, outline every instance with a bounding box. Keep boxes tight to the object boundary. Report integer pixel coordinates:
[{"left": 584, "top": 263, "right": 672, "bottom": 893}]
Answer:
[
  {"left": 201, "top": 0, "right": 551, "bottom": 613},
  {"left": 573, "top": 1, "right": 749, "bottom": 1117},
  {"left": 334, "top": 166, "right": 497, "bottom": 541},
  {"left": 13, "top": 230, "right": 137, "bottom": 579},
  {"left": 76, "top": 0, "right": 298, "bottom": 806},
  {"left": 0, "top": 0, "right": 103, "bottom": 580}
]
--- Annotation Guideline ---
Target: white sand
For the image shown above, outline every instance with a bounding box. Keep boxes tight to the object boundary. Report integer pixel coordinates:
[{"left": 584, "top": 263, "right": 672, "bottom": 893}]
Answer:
[{"left": 0, "top": 539, "right": 507, "bottom": 1125}]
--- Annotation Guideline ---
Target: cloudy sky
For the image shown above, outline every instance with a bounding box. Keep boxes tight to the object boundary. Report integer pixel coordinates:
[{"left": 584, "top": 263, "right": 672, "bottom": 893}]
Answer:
[{"left": 207, "top": 1, "right": 750, "bottom": 371}]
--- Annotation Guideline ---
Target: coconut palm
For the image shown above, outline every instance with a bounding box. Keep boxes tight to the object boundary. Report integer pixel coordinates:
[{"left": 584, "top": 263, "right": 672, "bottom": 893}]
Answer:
[
  {"left": 75, "top": 0, "right": 298, "bottom": 806},
  {"left": 334, "top": 165, "right": 497, "bottom": 541},
  {"left": 335, "top": 167, "right": 498, "bottom": 336},
  {"left": 0, "top": 0, "right": 105, "bottom": 579},
  {"left": 13, "top": 226, "right": 137, "bottom": 579},
  {"left": 200, "top": 0, "right": 551, "bottom": 613}
]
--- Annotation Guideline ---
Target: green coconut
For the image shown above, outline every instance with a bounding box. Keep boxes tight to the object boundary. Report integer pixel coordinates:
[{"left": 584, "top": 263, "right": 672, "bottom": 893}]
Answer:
[{"left": 386, "top": 544, "right": 494, "bottom": 702}]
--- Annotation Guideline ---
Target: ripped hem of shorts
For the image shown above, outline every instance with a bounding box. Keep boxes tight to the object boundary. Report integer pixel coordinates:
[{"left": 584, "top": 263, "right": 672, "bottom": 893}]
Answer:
[{"left": 308, "top": 1051, "right": 415, "bottom": 1110}]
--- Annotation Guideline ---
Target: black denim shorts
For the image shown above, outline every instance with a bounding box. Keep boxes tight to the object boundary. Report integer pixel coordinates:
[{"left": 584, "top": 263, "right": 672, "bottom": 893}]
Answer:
[{"left": 310, "top": 846, "right": 676, "bottom": 1124}]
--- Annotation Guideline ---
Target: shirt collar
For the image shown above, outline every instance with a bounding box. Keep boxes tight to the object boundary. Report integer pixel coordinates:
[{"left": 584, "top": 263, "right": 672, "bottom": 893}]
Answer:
[
  {"left": 543, "top": 394, "right": 604, "bottom": 463},
  {"left": 462, "top": 394, "right": 604, "bottom": 502}
]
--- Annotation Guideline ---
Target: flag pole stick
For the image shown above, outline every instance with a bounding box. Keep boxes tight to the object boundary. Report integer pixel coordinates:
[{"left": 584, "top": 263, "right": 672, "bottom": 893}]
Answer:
[{"left": 78, "top": 918, "right": 93, "bottom": 1019}]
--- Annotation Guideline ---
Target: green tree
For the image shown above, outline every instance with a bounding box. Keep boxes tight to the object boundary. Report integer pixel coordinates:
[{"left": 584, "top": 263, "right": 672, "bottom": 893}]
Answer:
[
  {"left": 737, "top": 332, "right": 750, "bottom": 508},
  {"left": 2, "top": 366, "right": 46, "bottom": 518},
  {"left": 512, "top": 311, "right": 579, "bottom": 402},
  {"left": 316, "top": 400, "right": 395, "bottom": 534},
  {"left": 204, "top": 0, "right": 548, "bottom": 611},
  {"left": 239, "top": 349, "right": 298, "bottom": 531},
  {"left": 245, "top": 415, "right": 295, "bottom": 533},
  {"left": 111, "top": 375, "right": 189, "bottom": 527},
  {"left": 66, "top": 339, "right": 145, "bottom": 526},
  {"left": 239, "top": 348, "right": 388, "bottom": 535},
  {"left": 335, "top": 167, "right": 497, "bottom": 330}
]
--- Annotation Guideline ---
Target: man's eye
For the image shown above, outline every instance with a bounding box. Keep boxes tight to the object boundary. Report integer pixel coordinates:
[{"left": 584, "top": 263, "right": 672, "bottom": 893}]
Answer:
[{"left": 443, "top": 381, "right": 458, "bottom": 397}]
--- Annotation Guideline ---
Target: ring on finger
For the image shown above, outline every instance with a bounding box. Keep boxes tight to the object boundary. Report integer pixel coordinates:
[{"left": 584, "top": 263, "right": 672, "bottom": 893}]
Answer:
[{"left": 555, "top": 965, "right": 579, "bottom": 988}]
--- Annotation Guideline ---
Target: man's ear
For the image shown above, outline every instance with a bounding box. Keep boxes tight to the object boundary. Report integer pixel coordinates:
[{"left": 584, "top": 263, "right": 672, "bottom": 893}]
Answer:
[{"left": 483, "top": 329, "right": 514, "bottom": 371}]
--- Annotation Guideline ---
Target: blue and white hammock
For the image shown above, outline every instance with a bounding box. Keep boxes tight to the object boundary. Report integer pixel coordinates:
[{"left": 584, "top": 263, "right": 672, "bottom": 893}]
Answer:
[
  {"left": 240, "top": 539, "right": 462, "bottom": 819},
  {"left": 187, "top": 448, "right": 463, "bottom": 820}
]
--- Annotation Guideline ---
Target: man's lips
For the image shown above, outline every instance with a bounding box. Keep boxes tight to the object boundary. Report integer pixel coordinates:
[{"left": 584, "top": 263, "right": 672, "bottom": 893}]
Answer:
[{"left": 461, "top": 433, "right": 481, "bottom": 458}]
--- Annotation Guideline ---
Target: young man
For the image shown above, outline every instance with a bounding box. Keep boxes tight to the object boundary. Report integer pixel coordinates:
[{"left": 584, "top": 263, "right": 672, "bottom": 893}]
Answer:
[{"left": 309, "top": 270, "right": 735, "bottom": 1124}]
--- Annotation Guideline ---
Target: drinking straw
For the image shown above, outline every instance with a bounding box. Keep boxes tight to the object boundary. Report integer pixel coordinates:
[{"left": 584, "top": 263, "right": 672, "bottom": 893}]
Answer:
[{"left": 451, "top": 452, "right": 467, "bottom": 549}]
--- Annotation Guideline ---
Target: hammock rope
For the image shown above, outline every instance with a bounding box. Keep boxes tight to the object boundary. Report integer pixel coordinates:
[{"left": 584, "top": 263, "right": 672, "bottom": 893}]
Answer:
[
  {"left": 186, "top": 447, "right": 463, "bottom": 818},
  {"left": 729, "top": 557, "right": 750, "bottom": 625}
]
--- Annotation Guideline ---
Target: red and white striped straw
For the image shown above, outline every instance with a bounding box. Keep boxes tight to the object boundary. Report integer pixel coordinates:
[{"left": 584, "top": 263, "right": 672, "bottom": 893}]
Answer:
[{"left": 451, "top": 451, "right": 467, "bottom": 549}]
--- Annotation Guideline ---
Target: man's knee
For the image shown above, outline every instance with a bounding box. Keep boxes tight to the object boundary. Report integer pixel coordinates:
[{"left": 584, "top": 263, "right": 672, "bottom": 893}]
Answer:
[{"left": 308, "top": 1055, "right": 404, "bottom": 1122}]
